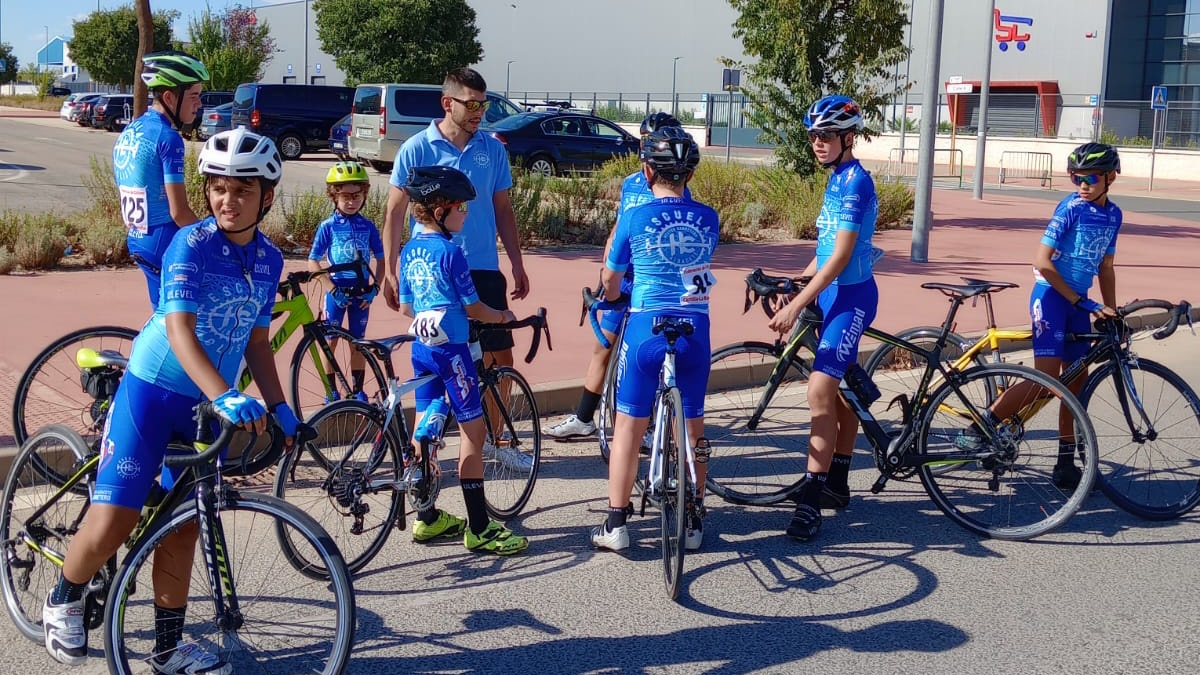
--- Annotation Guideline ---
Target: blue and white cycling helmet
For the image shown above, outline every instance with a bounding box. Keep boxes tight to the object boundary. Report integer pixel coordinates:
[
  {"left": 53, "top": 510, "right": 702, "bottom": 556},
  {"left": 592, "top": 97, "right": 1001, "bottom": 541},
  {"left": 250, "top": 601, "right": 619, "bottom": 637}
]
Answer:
[{"left": 804, "top": 94, "right": 865, "bottom": 133}]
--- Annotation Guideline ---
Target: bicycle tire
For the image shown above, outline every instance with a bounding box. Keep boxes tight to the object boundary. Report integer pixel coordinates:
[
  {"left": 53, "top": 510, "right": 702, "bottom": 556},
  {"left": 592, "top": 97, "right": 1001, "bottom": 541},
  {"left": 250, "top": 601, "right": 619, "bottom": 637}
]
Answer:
[
  {"left": 596, "top": 340, "right": 622, "bottom": 466},
  {"left": 104, "top": 491, "right": 355, "bottom": 675},
  {"left": 274, "top": 399, "right": 403, "bottom": 577},
  {"left": 1078, "top": 357, "right": 1200, "bottom": 520},
  {"left": 482, "top": 367, "right": 541, "bottom": 520},
  {"left": 0, "top": 425, "right": 95, "bottom": 642},
  {"left": 661, "top": 387, "right": 686, "bottom": 601},
  {"left": 12, "top": 325, "right": 138, "bottom": 447},
  {"left": 917, "top": 363, "right": 1098, "bottom": 540},
  {"left": 289, "top": 325, "right": 387, "bottom": 422},
  {"left": 704, "top": 341, "right": 810, "bottom": 506}
]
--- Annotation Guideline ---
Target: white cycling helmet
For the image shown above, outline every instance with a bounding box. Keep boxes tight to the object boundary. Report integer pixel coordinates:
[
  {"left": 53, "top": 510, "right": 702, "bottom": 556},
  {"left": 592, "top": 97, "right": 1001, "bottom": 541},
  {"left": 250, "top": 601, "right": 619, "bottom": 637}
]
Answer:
[{"left": 198, "top": 127, "right": 282, "bottom": 184}]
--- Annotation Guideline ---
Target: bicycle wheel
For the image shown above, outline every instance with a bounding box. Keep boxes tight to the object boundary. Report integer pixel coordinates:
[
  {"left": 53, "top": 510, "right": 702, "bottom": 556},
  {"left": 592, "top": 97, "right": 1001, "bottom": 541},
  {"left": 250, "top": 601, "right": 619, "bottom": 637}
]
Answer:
[
  {"left": 596, "top": 344, "right": 621, "bottom": 466},
  {"left": 0, "top": 426, "right": 96, "bottom": 642},
  {"left": 1079, "top": 357, "right": 1200, "bottom": 520},
  {"left": 704, "top": 342, "right": 810, "bottom": 506},
  {"left": 660, "top": 387, "right": 686, "bottom": 601},
  {"left": 105, "top": 491, "right": 355, "bottom": 675},
  {"left": 274, "top": 400, "right": 403, "bottom": 576},
  {"left": 863, "top": 327, "right": 981, "bottom": 435},
  {"left": 289, "top": 325, "right": 387, "bottom": 422},
  {"left": 12, "top": 325, "right": 138, "bottom": 447},
  {"left": 481, "top": 367, "right": 541, "bottom": 520},
  {"left": 917, "top": 363, "right": 1098, "bottom": 540}
]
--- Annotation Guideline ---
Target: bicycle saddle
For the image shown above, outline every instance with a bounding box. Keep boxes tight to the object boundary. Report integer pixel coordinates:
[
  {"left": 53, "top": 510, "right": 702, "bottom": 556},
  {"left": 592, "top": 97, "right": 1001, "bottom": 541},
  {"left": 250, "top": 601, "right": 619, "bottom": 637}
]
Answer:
[
  {"left": 76, "top": 347, "right": 128, "bottom": 370},
  {"left": 921, "top": 281, "right": 999, "bottom": 299},
  {"left": 651, "top": 317, "right": 695, "bottom": 341},
  {"left": 352, "top": 335, "right": 415, "bottom": 357},
  {"left": 958, "top": 277, "right": 1020, "bottom": 293}
]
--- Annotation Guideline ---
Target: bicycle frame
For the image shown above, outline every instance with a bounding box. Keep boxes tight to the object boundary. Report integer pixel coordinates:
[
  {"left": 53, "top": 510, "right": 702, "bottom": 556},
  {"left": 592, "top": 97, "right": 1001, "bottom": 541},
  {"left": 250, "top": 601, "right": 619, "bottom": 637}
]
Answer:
[{"left": 646, "top": 348, "right": 698, "bottom": 500}]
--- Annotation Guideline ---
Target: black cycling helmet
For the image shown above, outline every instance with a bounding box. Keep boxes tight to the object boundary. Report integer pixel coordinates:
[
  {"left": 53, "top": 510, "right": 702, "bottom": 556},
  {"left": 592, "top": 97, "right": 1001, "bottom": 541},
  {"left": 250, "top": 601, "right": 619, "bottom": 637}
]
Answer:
[
  {"left": 640, "top": 127, "right": 700, "bottom": 183},
  {"left": 1067, "top": 142, "right": 1120, "bottom": 174},
  {"left": 402, "top": 165, "right": 477, "bottom": 204},
  {"left": 640, "top": 111, "right": 682, "bottom": 136}
]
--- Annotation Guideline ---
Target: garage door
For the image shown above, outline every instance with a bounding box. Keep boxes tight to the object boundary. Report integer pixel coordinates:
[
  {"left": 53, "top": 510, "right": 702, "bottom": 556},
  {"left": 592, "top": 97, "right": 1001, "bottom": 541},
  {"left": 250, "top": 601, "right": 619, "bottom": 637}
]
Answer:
[{"left": 964, "top": 93, "right": 1041, "bottom": 137}]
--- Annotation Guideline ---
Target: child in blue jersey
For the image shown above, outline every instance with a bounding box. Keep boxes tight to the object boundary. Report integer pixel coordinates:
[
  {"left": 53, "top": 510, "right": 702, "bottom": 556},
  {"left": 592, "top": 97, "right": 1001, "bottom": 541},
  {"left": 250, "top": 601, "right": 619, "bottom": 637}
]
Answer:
[
  {"left": 396, "top": 165, "right": 529, "bottom": 555},
  {"left": 956, "top": 143, "right": 1123, "bottom": 489},
  {"left": 546, "top": 112, "right": 693, "bottom": 440},
  {"left": 308, "top": 161, "right": 385, "bottom": 402},
  {"left": 112, "top": 51, "right": 208, "bottom": 307},
  {"left": 42, "top": 128, "right": 300, "bottom": 673},
  {"left": 591, "top": 127, "right": 719, "bottom": 552},
  {"left": 767, "top": 95, "right": 880, "bottom": 542}
]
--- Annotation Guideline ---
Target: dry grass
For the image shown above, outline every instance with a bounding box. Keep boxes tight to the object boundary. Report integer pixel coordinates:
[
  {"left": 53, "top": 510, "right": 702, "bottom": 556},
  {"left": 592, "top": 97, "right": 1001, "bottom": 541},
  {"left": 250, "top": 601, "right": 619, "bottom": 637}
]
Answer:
[
  {"left": 0, "top": 211, "right": 72, "bottom": 273},
  {"left": 0, "top": 94, "right": 65, "bottom": 111}
]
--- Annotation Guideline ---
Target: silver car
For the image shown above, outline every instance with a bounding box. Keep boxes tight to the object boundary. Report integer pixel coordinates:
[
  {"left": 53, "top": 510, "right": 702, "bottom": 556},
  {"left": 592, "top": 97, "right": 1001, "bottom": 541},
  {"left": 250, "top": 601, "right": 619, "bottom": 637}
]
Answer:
[
  {"left": 67, "top": 94, "right": 103, "bottom": 123},
  {"left": 58, "top": 94, "right": 83, "bottom": 120}
]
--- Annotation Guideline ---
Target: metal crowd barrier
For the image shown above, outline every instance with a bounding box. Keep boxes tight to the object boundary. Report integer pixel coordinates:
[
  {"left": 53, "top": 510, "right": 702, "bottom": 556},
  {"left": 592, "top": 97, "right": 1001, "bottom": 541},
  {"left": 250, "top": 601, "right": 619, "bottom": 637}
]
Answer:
[
  {"left": 885, "top": 148, "right": 964, "bottom": 188},
  {"left": 999, "top": 151, "right": 1053, "bottom": 189}
]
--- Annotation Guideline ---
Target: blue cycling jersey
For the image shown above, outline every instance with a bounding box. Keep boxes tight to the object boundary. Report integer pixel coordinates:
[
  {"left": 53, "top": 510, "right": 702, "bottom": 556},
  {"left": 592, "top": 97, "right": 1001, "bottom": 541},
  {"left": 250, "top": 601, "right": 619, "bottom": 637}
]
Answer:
[
  {"left": 127, "top": 219, "right": 284, "bottom": 399},
  {"left": 112, "top": 109, "right": 188, "bottom": 269},
  {"left": 309, "top": 211, "right": 384, "bottom": 288},
  {"left": 606, "top": 196, "right": 720, "bottom": 313},
  {"left": 815, "top": 160, "right": 878, "bottom": 285},
  {"left": 1036, "top": 195, "right": 1121, "bottom": 294},
  {"left": 616, "top": 172, "right": 692, "bottom": 287},
  {"left": 397, "top": 233, "right": 480, "bottom": 344}
]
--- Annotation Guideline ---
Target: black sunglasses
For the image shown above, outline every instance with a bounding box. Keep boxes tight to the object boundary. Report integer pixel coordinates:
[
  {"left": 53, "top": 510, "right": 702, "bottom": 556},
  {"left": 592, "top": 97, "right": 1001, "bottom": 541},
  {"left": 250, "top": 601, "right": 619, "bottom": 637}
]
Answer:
[
  {"left": 808, "top": 130, "right": 842, "bottom": 142},
  {"left": 447, "top": 96, "right": 491, "bottom": 112}
]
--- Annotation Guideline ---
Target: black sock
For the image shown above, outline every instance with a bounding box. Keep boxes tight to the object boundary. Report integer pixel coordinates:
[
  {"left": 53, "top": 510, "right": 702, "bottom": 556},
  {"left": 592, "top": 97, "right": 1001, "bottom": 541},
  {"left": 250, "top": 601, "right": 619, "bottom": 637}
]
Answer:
[
  {"left": 351, "top": 369, "right": 364, "bottom": 392},
  {"left": 417, "top": 508, "right": 440, "bottom": 525},
  {"left": 50, "top": 575, "right": 87, "bottom": 605},
  {"left": 575, "top": 389, "right": 602, "bottom": 424},
  {"left": 1058, "top": 440, "right": 1078, "bottom": 465},
  {"left": 461, "top": 480, "right": 489, "bottom": 535},
  {"left": 153, "top": 604, "right": 186, "bottom": 659},
  {"left": 607, "top": 503, "right": 630, "bottom": 530},
  {"left": 827, "top": 454, "right": 852, "bottom": 492},
  {"left": 800, "top": 472, "right": 827, "bottom": 508}
]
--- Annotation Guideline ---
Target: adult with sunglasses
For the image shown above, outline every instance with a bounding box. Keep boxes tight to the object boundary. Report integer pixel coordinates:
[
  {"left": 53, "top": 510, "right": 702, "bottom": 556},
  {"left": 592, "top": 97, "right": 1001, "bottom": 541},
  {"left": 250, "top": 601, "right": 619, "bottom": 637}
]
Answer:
[
  {"left": 381, "top": 68, "right": 529, "bottom": 377},
  {"left": 953, "top": 143, "right": 1122, "bottom": 490},
  {"left": 765, "top": 94, "right": 880, "bottom": 543}
]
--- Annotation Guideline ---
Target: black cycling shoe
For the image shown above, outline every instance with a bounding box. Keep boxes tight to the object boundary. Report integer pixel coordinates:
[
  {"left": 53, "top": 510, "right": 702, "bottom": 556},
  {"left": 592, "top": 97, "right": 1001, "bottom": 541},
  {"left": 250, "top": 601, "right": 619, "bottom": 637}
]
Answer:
[
  {"left": 820, "top": 485, "right": 850, "bottom": 510},
  {"left": 786, "top": 503, "right": 823, "bottom": 541},
  {"left": 1052, "top": 462, "right": 1082, "bottom": 490}
]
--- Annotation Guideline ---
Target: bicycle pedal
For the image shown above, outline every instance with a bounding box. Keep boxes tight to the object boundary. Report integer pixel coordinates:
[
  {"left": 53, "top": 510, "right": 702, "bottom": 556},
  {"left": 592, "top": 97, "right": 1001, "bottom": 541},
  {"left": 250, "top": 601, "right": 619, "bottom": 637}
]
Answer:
[
  {"left": 987, "top": 476, "right": 1000, "bottom": 492},
  {"left": 870, "top": 476, "right": 888, "bottom": 494}
]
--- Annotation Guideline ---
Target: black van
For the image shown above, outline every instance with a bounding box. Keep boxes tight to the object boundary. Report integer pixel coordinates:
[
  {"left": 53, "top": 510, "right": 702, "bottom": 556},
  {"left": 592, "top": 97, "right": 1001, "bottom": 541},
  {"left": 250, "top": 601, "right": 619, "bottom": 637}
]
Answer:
[{"left": 231, "top": 83, "right": 355, "bottom": 160}]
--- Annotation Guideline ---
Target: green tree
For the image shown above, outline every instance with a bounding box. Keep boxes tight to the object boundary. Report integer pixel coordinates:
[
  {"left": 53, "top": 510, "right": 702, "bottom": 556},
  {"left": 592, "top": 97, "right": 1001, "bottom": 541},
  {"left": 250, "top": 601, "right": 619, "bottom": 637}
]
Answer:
[
  {"left": 188, "top": 5, "right": 277, "bottom": 91},
  {"left": 69, "top": 6, "right": 176, "bottom": 88},
  {"left": 725, "top": 0, "right": 910, "bottom": 175},
  {"left": 313, "top": 0, "right": 483, "bottom": 86},
  {"left": 0, "top": 43, "right": 18, "bottom": 86}
]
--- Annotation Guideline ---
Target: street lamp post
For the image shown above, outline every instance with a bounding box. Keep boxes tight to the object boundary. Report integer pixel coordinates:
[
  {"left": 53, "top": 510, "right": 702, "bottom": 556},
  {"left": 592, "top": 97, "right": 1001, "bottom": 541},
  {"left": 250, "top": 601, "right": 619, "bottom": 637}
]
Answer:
[
  {"left": 506, "top": 60, "right": 515, "bottom": 98},
  {"left": 671, "top": 56, "right": 682, "bottom": 116},
  {"left": 42, "top": 25, "right": 48, "bottom": 74}
]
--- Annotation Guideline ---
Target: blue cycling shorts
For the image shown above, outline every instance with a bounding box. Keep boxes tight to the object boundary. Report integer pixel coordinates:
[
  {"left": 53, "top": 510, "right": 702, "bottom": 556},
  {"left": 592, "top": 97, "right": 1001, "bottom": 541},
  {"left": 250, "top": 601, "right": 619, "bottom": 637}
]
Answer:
[
  {"left": 1030, "top": 283, "right": 1090, "bottom": 362},
  {"left": 93, "top": 373, "right": 204, "bottom": 511},
  {"left": 813, "top": 278, "right": 878, "bottom": 380},
  {"left": 614, "top": 311, "right": 710, "bottom": 418},
  {"left": 411, "top": 341, "right": 483, "bottom": 423},
  {"left": 324, "top": 290, "right": 371, "bottom": 339}
]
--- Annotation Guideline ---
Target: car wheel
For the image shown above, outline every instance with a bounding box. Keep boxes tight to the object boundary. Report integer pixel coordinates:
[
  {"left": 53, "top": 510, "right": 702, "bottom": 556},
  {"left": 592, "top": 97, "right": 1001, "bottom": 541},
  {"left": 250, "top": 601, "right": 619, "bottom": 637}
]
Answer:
[
  {"left": 368, "top": 160, "right": 393, "bottom": 173},
  {"left": 277, "top": 133, "right": 305, "bottom": 161},
  {"left": 528, "top": 155, "right": 556, "bottom": 177}
]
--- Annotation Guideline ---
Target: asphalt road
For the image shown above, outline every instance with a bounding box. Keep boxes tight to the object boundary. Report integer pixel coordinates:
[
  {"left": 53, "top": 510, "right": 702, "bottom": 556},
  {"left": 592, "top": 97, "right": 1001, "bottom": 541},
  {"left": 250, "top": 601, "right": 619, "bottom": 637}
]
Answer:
[{"left": 0, "top": 333, "right": 1197, "bottom": 674}]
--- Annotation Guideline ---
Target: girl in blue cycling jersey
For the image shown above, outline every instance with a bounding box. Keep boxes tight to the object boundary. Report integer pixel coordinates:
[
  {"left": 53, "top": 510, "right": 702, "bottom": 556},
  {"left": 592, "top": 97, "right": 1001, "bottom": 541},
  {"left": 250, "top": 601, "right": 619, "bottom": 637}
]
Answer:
[
  {"left": 767, "top": 95, "right": 880, "bottom": 543},
  {"left": 42, "top": 129, "right": 300, "bottom": 674}
]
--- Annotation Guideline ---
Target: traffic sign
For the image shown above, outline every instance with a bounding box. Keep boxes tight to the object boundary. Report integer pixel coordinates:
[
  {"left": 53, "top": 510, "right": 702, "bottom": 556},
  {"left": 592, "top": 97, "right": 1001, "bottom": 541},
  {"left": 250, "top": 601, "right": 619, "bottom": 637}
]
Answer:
[
  {"left": 0, "top": 58, "right": 6, "bottom": 73},
  {"left": 946, "top": 83, "right": 973, "bottom": 94},
  {"left": 721, "top": 68, "right": 741, "bottom": 92},
  {"left": 1151, "top": 86, "right": 1168, "bottom": 110},
  {"left": 948, "top": 75, "right": 964, "bottom": 84}
]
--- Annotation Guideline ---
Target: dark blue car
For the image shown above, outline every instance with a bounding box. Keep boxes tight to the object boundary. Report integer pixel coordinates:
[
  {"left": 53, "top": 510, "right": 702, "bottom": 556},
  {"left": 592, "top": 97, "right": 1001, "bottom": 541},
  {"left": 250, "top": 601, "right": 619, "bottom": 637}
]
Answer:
[
  {"left": 329, "top": 113, "right": 352, "bottom": 161},
  {"left": 487, "top": 111, "right": 640, "bottom": 177}
]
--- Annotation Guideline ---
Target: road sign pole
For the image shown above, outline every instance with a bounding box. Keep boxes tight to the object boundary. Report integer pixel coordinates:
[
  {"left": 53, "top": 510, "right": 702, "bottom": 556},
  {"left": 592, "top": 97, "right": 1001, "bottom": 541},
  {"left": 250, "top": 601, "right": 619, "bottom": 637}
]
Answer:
[
  {"left": 725, "top": 92, "right": 733, "bottom": 163},
  {"left": 973, "top": 0, "right": 997, "bottom": 200},
  {"left": 912, "top": 0, "right": 946, "bottom": 263},
  {"left": 1149, "top": 108, "right": 1160, "bottom": 192}
]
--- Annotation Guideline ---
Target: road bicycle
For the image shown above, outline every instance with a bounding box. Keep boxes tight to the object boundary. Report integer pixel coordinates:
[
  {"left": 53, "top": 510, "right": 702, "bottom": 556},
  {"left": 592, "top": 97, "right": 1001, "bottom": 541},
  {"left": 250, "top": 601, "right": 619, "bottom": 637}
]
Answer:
[
  {"left": 706, "top": 272, "right": 1101, "bottom": 540},
  {"left": 273, "top": 311, "right": 551, "bottom": 575},
  {"left": 865, "top": 277, "right": 1198, "bottom": 520},
  {"left": 0, "top": 409, "right": 356, "bottom": 674},
  {"left": 11, "top": 261, "right": 386, "bottom": 448},
  {"left": 581, "top": 286, "right": 639, "bottom": 466}
]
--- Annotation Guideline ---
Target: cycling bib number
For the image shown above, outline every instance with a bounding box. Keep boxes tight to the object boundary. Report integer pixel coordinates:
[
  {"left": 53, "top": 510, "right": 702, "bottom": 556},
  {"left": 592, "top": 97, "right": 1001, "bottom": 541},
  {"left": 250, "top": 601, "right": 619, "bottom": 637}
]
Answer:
[
  {"left": 680, "top": 263, "right": 716, "bottom": 305},
  {"left": 409, "top": 309, "right": 448, "bottom": 346},
  {"left": 119, "top": 186, "right": 148, "bottom": 235}
]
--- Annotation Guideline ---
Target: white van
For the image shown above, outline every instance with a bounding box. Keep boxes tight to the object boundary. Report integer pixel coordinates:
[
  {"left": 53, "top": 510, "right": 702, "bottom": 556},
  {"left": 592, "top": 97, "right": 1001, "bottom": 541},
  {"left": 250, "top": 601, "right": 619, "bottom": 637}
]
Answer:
[{"left": 348, "top": 84, "right": 523, "bottom": 172}]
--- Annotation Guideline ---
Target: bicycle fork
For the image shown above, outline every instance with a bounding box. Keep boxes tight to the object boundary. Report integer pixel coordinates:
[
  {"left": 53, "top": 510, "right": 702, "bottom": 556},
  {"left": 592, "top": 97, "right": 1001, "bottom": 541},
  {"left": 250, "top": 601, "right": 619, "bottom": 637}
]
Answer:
[{"left": 196, "top": 481, "right": 242, "bottom": 632}]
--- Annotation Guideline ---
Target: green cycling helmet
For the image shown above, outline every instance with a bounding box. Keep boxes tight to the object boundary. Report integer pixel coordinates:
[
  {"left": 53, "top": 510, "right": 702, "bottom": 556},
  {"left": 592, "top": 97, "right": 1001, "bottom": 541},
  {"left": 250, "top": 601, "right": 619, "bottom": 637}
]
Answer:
[
  {"left": 141, "top": 50, "right": 209, "bottom": 89},
  {"left": 326, "top": 161, "right": 370, "bottom": 185}
]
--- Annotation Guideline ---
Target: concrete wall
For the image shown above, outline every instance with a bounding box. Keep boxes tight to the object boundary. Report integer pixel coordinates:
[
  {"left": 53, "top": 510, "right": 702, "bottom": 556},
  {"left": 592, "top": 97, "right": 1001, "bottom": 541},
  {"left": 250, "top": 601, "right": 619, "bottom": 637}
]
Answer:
[{"left": 254, "top": 1, "right": 347, "bottom": 86}]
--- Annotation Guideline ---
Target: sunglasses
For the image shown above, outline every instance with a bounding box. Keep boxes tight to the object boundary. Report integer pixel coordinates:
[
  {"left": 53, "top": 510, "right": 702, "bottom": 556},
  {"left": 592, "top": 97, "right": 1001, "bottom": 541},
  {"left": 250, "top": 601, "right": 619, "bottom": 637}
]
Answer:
[
  {"left": 448, "top": 96, "right": 491, "bottom": 112},
  {"left": 808, "top": 130, "right": 840, "bottom": 142},
  {"left": 1069, "top": 173, "right": 1103, "bottom": 186},
  {"left": 337, "top": 189, "right": 366, "bottom": 199}
]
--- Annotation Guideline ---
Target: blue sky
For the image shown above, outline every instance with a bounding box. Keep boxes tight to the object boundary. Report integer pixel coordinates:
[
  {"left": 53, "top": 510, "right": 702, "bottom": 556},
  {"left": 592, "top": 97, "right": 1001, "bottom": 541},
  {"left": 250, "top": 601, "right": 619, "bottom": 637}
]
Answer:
[{"left": 0, "top": 1, "right": 290, "bottom": 67}]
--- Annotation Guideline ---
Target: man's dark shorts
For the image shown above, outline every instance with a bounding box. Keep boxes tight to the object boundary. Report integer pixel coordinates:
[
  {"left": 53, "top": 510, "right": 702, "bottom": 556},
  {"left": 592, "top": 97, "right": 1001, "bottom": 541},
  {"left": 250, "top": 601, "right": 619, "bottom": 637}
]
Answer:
[{"left": 470, "top": 269, "right": 514, "bottom": 353}]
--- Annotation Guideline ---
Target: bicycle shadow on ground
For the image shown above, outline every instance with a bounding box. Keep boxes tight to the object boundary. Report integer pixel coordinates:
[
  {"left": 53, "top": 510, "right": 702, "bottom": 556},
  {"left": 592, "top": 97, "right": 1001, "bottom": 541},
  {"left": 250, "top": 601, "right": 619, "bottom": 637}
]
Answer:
[{"left": 1035, "top": 492, "right": 1200, "bottom": 546}]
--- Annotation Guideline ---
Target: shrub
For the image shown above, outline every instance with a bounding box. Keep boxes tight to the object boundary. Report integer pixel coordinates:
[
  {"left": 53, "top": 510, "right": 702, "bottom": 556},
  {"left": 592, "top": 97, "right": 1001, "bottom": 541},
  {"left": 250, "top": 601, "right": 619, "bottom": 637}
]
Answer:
[
  {"left": 80, "top": 217, "right": 131, "bottom": 266},
  {"left": 751, "top": 166, "right": 825, "bottom": 239},
  {"left": 0, "top": 247, "right": 15, "bottom": 275},
  {"left": 182, "top": 144, "right": 207, "bottom": 218},
  {"left": 7, "top": 214, "right": 71, "bottom": 270},
  {"left": 277, "top": 188, "right": 330, "bottom": 250},
  {"left": 876, "top": 180, "right": 916, "bottom": 229},
  {"left": 82, "top": 156, "right": 122, "bottom": 230},
  {"left": 688, "top": 160, "right": 755, "bottom": 241}
]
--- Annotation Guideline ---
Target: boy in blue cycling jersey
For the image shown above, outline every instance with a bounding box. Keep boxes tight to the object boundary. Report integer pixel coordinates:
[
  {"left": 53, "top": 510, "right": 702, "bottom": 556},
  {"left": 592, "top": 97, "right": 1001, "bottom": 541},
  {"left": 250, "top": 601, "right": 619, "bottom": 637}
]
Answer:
[
  {"left": 546, "top": 112, "right": 692, "bottom": 440},
  {"left": 308, "top": 161, "right": 385, "bottom": 402},
  {"left": 767, "top": 95, "right": 879, "bottom": 542},
  {"left": 956, "top": 143, "right": 1123, "bottom": 489},
  {"left": 43, "top": 129, "right": 301, "bottom": 673},
  {"left": 591, "top": 127, "right": 719, "bottom": 552},
  {"left": 396, "top": 165, "right": 529, "bottom": 555},
  {"left": 113, "top": 51, "right": 208, "bottom": 307}
]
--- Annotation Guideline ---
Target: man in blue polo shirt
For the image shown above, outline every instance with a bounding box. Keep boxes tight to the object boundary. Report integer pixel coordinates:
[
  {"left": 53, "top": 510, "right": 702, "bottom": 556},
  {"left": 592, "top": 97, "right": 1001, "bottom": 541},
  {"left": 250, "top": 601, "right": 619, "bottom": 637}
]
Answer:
[{"left": 380, "top": 68, "right": 529, "bottom": 372}]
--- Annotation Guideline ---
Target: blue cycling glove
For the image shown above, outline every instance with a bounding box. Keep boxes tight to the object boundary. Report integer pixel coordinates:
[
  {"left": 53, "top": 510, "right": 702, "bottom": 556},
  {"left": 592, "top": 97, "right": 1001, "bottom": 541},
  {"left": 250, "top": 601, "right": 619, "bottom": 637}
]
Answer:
[
  {"left": 360, "top": 286, "right": 378, "bottom": 305},
  {"left": 271, "top": 402, "right": 300, "bottom": 438},
  {"left": 330, "top": 287, "right": 351, "bottom": 308},
  {"left": 213, "top": 389, "right": 267, "bottom": 425},
  {"left": 1075, "top": 297, "right": 1105, "bottom": 314}
]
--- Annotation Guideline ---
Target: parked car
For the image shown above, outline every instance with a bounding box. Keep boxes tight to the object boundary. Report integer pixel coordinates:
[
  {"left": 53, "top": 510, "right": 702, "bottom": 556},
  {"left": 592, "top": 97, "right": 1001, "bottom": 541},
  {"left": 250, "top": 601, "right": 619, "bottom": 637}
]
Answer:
[
  {"left": 48, "top": 86, "right": 72, "bottom": 97},
  {"left": 486, "top": 111, "right": 641, "bottom": 176},
  {"left": 90, "top": 94, "right": 133, "bottom": 132},
  {"left": 200, "top": 91, "right": 234, "bottom": 109},
  {"left": 348, "top": 83, "right": 522, "bottom": 172},
  {"left": 198, "top": 102, "right": 234, "bottom": 140},
  {"left": 67, "top": 94, "right": 103, "bottom": 124},
  {"left": 329, "top": 113, "right": 351, "bottom": 161},
  {"left": 230, "top": 83, "right": 354, "bottom": 160},
  {"left": 59, "top": 93, "right": 84, "bottom": 120}
]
